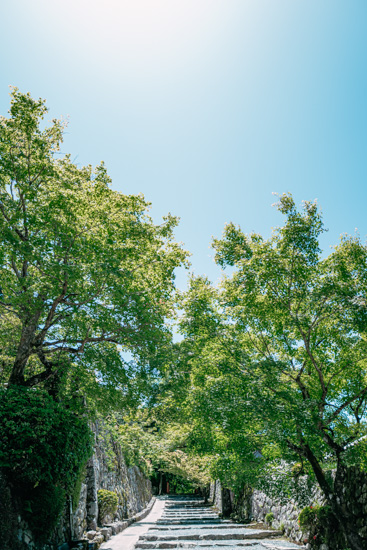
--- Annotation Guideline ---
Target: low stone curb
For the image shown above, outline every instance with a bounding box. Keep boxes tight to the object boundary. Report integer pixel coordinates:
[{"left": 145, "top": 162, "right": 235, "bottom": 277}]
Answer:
[
  {"left": 132, "top": 496, "right": 157, "bottom": 523},
  {"left": 85, "top": 497, "right": 156, "bottom": 548}
]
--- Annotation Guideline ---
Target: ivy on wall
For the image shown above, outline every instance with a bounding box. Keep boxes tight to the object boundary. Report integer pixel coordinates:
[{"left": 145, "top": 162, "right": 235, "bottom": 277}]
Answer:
[{"left": 0, "top": 387, "right": 93, "bottom": 541}]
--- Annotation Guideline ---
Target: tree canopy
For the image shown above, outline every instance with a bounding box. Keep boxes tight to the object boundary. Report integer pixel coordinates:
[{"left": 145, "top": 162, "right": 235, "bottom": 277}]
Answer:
[
  {"left": 163, "top": 194, "right": 367, "bottom": 549},
  {"left": 0, "top": 88, "right": 188, "bottom": 406},
  {"left": 211, "top": 194, "right": 367, "bottom": 479},
  {"left": 2, "top": 89, "right": 367, "bottom": 549}
]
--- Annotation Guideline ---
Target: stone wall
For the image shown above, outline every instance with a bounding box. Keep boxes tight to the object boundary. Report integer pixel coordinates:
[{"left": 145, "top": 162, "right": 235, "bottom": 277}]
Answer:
[
  {"left": 210, "top": 467, "right": 367, "bottom": 549},
  {"left": 209, "top": 480, "right": 233, "bottom": 517},
  {"left": 250, "top": 484, "right": 321, "bottom": 545},
  {"left": 251, "top": 468, "right": 367, "bottom": 548},
  {"left": 13, "top": 421, "right": 152, "bottom": 550},
  {"left": 209, "top": 478, "right": 313, "bottom": 545},
  {"left": 71, "top": 421, "right": 152, "bottom": 539},
  {"left": 210, "top": 480, "right": 222, "bottom": 511}
]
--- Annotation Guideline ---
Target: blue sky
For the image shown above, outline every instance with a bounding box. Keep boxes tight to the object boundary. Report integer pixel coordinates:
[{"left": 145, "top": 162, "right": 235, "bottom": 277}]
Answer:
[{"left": 1, "top": 0, "right": 366, "bottom": 288}]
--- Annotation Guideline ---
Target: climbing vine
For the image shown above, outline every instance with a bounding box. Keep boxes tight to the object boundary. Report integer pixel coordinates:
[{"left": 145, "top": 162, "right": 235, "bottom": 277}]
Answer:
[{"left": 0, "top": 386, "right": 93, "bottom": 541}]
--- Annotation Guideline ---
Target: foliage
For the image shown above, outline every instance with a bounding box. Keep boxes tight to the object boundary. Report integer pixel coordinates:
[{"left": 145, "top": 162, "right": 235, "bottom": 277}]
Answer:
[
  {"left": 151, "top": 470, "right": 201, "bottom": 494},
  {"left": 212, "top": 195, "right": 367, "bottom": 501},
  {"left": 165, "top": 473, "right": 199, "bottom": 494},
  {"left": 72, "top": 465, "right": 87, "bottom": 510},
  {"left": 265, "top": 512, "right": 274, "bottom": 525},
  {"left": 291, "top": 462, "right": 304, "bottom": 478},
  {"left": 0, "top": 386, "right": 93, "bottom": 488},
  {"left": 24, "top": 483, "right": 66, "bottom": 542},
  {"left": 299, "top": 504, "right": 320, "bottom": 529},
  {"left": 0, "top": 88, "right": 188, "bottom": 407},
  {"left": 87, "top": 412, "right": 210, "bottom": 492},
  {"left": 173, "top": 195, "right": 367, "bottom": 549},
  {"left": 114, "top": 413, "right": 211, "bottom": 487},
  {"left": 162, "top": 276, "right": 267, "bottom": 494},
  {"left": 0, "top": 472, "right": 20, "bottom": 550},
  {"left": 211, "top": 194, "right": 367, "bottom": 480},
  {"left": 2, "top": 88, "right": 366, "bottom": 549},
  {"left": 97, "top": 489, "right": 119, "bottom": 524},
  {"left": 0, "top": 87, "right": 188, "bottom": 541},
  {"left": 0, "top": 386, "right": 93, "bottom": 539}
]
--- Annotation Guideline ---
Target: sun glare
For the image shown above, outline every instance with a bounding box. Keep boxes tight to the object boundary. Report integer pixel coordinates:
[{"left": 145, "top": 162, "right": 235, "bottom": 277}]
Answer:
[{"left": 36, "top": 0, "right": 237, "bottom": 73}]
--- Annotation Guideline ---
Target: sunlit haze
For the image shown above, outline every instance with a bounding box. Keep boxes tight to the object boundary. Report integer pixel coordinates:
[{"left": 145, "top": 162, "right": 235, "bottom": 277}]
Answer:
[{"left": 1, "top": 0, "right": 366, "bottom": 288}]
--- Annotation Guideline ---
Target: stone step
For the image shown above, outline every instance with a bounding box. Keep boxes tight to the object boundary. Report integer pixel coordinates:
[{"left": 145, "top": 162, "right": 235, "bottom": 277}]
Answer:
[
  {"left": 135, "top": 543, "right": 301, "bottom": 550},
  {"left": 166, "top": 504, "right": 213, "bottom": 512},
  {"left": 140, "top": 529, "right": 283, "bottom": 541},
  {"left": 165, "top": 504, "right": 208, "bottom": 507},
  {"left": 161, "top": 517, "right": 219, "bottom": 520},
  {"left": 156, "top": 520, "right": 232, "bottom": 525},
  {"left": 151, "top": 525, "right": 250, "bottom": 531},
  {"left": 132, "top": 497, "right": 305, "bottom": 550},
  {"left": 158, "top": 517, "right": 221, "bottom": 520},
  {"left": 162, "top": 512, "right": 218, "bottom": 515},
  {"left": 163, "top": 512, "right": 216, "bottom": 515},
  {"left": 163, "top": 512, "right": 218, "bottom": 519},
  {"left": 160, "top": 520, "right": 221, "bottom": 523},
  {"left": 163, "top": 512, "right": 215, "bottom": 514},
  {"left": 156, "top": 522, "right": 227, "bottom": 527},
  {"left": 165, "top": 501, "right": 205, "bottom": 506}
]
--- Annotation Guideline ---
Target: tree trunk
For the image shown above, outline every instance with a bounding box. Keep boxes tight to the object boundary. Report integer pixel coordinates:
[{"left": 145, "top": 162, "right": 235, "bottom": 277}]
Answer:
[
  {"left": 9, "top": 312, "right": 41, "bottom": 386},
  {"left": 344, "top": 530, "right": 365, "bottom": 550},
  {"left": 327, "top": 500, "right": 365, "bottom": 550},
  {"left": 294, "top": 443, "right": 366, "bottom": 550},
  {"left": 330, "top": 465, "right": 367, "bottom": 550}
]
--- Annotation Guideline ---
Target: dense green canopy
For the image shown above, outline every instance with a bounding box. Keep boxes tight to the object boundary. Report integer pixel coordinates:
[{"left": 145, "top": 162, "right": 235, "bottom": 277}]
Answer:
[
  {"left": 1, "top": 90, "right": 367, "bottom": 549},
  {"left": 0, "top": 88, "right": 187, "bottom": 406},
  {"left": 157, "top": 194, "right": 367, "bottom": 549}
]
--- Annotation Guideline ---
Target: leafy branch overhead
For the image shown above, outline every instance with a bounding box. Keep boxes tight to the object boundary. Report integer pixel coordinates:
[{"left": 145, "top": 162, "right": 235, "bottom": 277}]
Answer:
[
  {"left": 0, "top": 88, "right": 188, "bottom": 397},
  {"left": 169, "top": 194, "right": 367, "bottom": 548},
  {"left": 2, "top": 89, "right": 367, "bottom": 550}
]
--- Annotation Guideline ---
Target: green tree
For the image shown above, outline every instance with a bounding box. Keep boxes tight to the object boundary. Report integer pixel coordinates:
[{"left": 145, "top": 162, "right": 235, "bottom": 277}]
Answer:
[
  {"left": 114, "top": 411, "right": 211, "bottom": 490},
  {"left": 208, "top": 194, "right": 367, "bottom": 550},
  {"left": 0, "top": 88, "right": 187, "bottom": 400},
  {"left": 175, "top": 275, "right": 271, "bottom": 493}
]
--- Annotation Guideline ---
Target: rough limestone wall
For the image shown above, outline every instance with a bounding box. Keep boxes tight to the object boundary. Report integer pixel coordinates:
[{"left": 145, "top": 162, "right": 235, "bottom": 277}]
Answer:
[
  {"left": 72, "top": 420, "right": 152, "bottom": 539},
  {"left": 209, "top": 481, "right": 215, "bottom": 503},
  {"left": 251, "top": 467, "right": 367, "bottom": 547},
  {"left": 209, "top": 478, "right": 317, "bottom": 545},
  {"left": 250, "top": 484, "right": 322, "bottom": 544},
  {"left": 209, "top": 480, "right": 223, "bottom": 512},
  {"left": 13, "top": 421, "right": 152, "bottom": 549},
  {"left": 213, "top": 467, "right": 367, "bottom": 549}
]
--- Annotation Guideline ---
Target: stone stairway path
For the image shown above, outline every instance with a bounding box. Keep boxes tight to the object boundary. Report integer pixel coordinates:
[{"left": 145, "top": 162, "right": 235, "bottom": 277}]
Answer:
[{"left": 134, "top": 496, "right": 306, "bottom": 550}]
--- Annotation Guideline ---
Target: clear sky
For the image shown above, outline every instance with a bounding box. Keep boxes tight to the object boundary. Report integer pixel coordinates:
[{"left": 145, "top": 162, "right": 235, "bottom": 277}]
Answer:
[{"left": 1, "top": 0, "right": 366, "bottom": 288}]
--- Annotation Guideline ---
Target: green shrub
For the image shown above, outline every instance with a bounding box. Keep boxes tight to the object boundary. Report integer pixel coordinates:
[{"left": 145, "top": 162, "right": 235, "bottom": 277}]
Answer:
[
  {"left": 298, "top": 505, "right": 320, "bottom": 529},
  {"left": 0, "top": 386, "right": 93, "bottom": 541},
  {"left": 98, "top": 489, "right": 119, "bottom": 524},
  {"left": 265, "top": 512, "right": 274, "bottom": 525}
]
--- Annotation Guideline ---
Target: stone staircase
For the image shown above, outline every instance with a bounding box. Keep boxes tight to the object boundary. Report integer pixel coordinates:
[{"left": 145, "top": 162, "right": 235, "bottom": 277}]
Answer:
[{"left": 134, "top": 496, "right": 306, "bottom": 550}]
